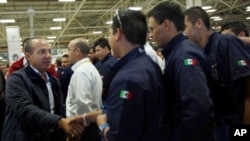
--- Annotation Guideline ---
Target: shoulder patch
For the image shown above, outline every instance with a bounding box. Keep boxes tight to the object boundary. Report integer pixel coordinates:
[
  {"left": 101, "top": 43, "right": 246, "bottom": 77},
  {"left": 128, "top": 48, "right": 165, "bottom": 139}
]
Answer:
[
  {"left": 184, "top": 58, "right": 197, "bottom": 66},
  {"left": 120, "top": 90, "right": 133, "bottom": 100}
]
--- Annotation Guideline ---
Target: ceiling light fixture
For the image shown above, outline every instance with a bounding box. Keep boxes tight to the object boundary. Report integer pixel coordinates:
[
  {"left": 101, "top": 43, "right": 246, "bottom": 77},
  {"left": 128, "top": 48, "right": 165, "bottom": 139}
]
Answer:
[
  {"left": 129, "top": 7, "right": 142, "bottom": 11},
  {"left": 106, "top": 21, "right": 113, "bottom": 25},
  {"left": 202, "top": 6, "right": 212, "bottom": 10},
  {"left": 92, "top": 31, "right": 102, "bottom": 34},
  {"left": 0, "top": 19, "right": 15, "bottom": 23},
  {"left": 206, "top": 9, "right": 217, "bottom": 13},
  {"left": 50, "top": 26, "right": 62, "bottom": 30},
  {"left": 53, "top": 18, "right": 66, "bottom": 22},
  {"left": 213, "top": 18, "right": 223, "bottom": 21},
  {"left": 210, "top": 16, "right": 221, "bottom": 19},
  {"left": 246, "top": 17, "right": 250, "bottom": 20},
  {"left": 47, "top": 40, "right": 54, "bottom": 43},
  {"left": 58, "top": 0, "right": 75, "bottom": 2},
  {"left": 47, "top": 36, "right": 56, "bottom": 39},
  {"left": 0, "top": 0, "right": 7, "bottom": 3}
]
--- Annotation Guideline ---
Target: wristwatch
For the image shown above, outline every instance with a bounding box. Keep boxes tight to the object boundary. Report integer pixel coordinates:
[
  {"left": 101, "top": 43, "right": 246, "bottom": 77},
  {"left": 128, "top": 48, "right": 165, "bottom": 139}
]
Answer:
[{"left": 99, "top": 123, "right": 110, "bottom": 134}]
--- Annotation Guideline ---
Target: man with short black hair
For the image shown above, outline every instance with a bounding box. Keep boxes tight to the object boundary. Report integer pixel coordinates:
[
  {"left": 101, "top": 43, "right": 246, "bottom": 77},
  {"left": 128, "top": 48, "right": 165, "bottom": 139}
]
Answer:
[
  {"left": 93, "top": 38, "right": 117, "bottom": 102},
  {"left": 148, "top": 1, "right": 214, "bottom": 141},
  {"left": 184, "top": 6, "right": 250, "bottom": 141}
]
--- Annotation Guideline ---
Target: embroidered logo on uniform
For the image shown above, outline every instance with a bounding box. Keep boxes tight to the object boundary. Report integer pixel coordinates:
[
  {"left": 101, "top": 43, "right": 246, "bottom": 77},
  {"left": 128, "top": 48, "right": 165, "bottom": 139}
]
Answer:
[
  {"left": 120, "top": 90, "right": 133, "bottom": 100},
  {"left": 237, "top": 60, "right": 247, "bottom": 66},
  {"left": 184, "top": 58, "right": 197, "bottom": 66}
]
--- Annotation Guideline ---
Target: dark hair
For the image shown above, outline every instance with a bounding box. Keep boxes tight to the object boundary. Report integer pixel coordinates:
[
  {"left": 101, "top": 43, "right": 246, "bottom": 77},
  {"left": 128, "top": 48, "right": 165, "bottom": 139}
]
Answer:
[
  {"left": 55, "top": 56, "right": 62, "bottom": 66},
  {"left": 25, "top": 37, "right": 36, "bottom": 53},
  {"left": 148, "top": 1, "right": 184, "bottom": 31},
  {"left": 112, "top": 9, "right": 147, "bottom": 45},
  {"left": 62, "top": 54, "right": 69, "bottom": 58},
  {"left": 89, "top": 45, "right": 96, "bottom": 53},
  {"left": 221, "top": 21, "right": 249, "bottom": 37},
  {"left": 93, "top": 38, "right": 111, "bottom": 50},
  {"left": 22, "top": 38, "right": 31, "bottom": 50},
  {"left": 75, "top": 40, "right": 90, "bottom": 55},
  {"left": 184, "top": 6, "right": 210, "bottom": 30}
]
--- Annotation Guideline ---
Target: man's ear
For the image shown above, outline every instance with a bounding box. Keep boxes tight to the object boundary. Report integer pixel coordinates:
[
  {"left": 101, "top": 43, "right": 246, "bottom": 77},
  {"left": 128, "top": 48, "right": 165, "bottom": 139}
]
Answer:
[
  {"left": 25, "top": 53, "right": 31, "bottom": 62},
  {"left": 195, "top": 19, "right": 203, "bottom": 29},
  {"left": 162, "top": 19, "right": 170, "bottom": 31},
  {"left": 238, "top": 31, "right": 246, "bottom": 37},
  {"left": 115, "top": 28, "right": 122, "bottom": 41}
]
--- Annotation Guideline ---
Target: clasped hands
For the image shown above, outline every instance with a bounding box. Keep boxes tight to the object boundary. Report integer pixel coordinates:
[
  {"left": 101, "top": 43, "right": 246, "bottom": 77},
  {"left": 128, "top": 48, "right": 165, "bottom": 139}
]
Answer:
[{"left": 58, "top": 116, "right": 87, "bottom": 137}]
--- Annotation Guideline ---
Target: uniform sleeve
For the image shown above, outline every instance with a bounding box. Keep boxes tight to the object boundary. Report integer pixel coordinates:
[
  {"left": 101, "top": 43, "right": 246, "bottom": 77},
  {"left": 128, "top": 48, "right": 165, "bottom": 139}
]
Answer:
[
  {"left": 171, "top": 56, "right": 213, "bottom": 141},
  {"left": 218, "top": 36, "right": 250, "bottom": 81},
  {"left": 106, "top": 79, "right": 146, "bottom": 141},
  {"left": 5, "top": 74, "right": 61, "bottom": 129}
]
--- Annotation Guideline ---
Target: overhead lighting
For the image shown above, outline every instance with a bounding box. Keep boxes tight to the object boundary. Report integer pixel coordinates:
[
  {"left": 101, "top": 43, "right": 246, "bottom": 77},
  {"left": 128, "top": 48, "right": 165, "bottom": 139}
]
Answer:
[
  {"left": 246, "top": 6, "right": 250, "bottom": 9},
  {"left": 202, "top": 6, "right": 212, "bottom": 10},
  {"left": 47, "top": 36, "right": 56, "bottom": 39},
  {"left": 106, "top": 21, "right": 113, "bottom": 25},
  {"left": 246, "top": 9, "right": 250, "bottom": 12},
  {"left": 0, "top": 19, "right": 15, "bottom": 23},
  {"left": 206, "top": 9, "right": 217, "bottom": 13},
  {"left": 50, "top": 26, "right": 61, "bottom": 30},
  {"left": 47, "top": 40, "right": 54, "bottom": 43},
  {"left": 0, "top": 0, "right": 7, "bottom": 3},
  {"left": 129, "top": 7, "right": 142, "bottom": 11},
  {"left": 58, "top": 0, "right": 75, "bottom": 2},
  {"left": 213, "top": 18, "right": 223, "bottom": 21},
  {"left": 92, "top": 31, "right": 102, "bottom": 34},
  {"left": 53, "top": 18, "right": 66, "bottom": 22},
  {"left": 210, "top": 16, "right": 221, "bottom": 19},
  {"left": 246, "top": 17, "right": 250, "bottom": 20}
]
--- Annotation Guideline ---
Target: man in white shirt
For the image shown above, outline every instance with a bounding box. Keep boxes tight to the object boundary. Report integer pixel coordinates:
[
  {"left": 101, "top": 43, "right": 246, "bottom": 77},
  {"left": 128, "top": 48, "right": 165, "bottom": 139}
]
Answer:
[
  {"left": 66, "top": 38, "right": 102, "bottom": 141},
  {"left": 144, "top": 41, "right": 164, "bottom": 72}
]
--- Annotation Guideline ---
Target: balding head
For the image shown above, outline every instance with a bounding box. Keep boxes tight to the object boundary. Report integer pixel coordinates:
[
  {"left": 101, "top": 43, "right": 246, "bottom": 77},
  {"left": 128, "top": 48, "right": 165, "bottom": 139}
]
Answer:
[{"left": 68, "top": 38, "right": 90, "bottom": 64}]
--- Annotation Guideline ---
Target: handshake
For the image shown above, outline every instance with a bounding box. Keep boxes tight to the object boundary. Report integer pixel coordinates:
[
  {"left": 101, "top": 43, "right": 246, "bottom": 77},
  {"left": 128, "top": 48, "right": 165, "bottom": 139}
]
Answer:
[
  {"left": 58, "top": 110, "right": 104, "bottom": 140},
  {"left": 58, "top": 115, "right": 88, "bottom": 138}
]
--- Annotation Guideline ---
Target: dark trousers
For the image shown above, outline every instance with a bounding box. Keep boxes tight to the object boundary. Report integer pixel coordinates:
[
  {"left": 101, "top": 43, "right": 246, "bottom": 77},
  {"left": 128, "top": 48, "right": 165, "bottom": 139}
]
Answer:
[{"left": 80, "top": 123, "right": 101, "bottom": 141}]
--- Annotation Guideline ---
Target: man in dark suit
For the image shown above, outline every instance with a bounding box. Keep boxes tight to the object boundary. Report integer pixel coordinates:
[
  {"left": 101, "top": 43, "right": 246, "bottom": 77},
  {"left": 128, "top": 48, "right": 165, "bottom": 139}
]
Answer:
[{"left": 1, "top": 38, "right": 84, "bottom": 141}]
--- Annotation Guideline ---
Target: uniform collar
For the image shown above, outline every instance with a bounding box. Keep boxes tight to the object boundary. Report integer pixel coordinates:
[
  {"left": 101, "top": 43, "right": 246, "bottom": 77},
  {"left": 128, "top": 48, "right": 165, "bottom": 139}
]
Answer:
[
  {"left": 101, "top": 53, "right": 112, "bottom": 63},
  {"left": 205, "top": 32, "right": 218, "bottom": 54},
  {"left": 162, "top": 33, "right": 187, "bottom": 58},
  {"left": 112, "top": 46, "right": 145, "bottom": 74}
]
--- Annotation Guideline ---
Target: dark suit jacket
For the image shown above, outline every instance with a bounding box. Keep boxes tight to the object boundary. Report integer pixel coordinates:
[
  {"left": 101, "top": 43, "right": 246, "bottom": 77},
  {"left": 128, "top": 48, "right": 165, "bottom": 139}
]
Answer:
[
  {"left": 0, "top": 69, "right": 5, "bottom": 141},
  {"left": 2, "top": 65, "right": 65, "bottom": 141}
]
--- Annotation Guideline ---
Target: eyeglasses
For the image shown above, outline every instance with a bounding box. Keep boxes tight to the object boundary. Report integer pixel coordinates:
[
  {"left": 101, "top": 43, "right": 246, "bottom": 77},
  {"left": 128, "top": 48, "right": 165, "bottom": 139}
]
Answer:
[
  {"left": 115, "top": 10, "right": 123, "bottom": 30},
  {"left": 68, "top": 48, "right": 75, "bottom": 51}
]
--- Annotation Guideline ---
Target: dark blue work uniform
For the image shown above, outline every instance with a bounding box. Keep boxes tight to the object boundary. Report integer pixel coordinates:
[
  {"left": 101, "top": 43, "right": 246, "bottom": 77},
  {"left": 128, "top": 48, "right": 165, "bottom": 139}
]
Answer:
[
  {"left": 99, "top": 53, "right": 117, "bottom": 102},
  {"left": 93, "top": 59, "right": 102, "bottom": 70},
  {"left": 205, "top": 32, "right": 250, "bottom": 141},
  {"left": 59, "top": 64, "right": 73, "bottom": 104},
  {"left": 105, "top": 47, "right": 167, "bottom": 141},
  {"left": 162, "top": 33, "right": 214, "bottom": 141}
]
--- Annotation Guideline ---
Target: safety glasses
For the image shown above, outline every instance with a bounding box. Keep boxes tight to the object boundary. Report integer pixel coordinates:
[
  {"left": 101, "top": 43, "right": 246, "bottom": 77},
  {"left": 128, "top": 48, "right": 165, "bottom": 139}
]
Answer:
[{"left": 115, "top": 10, "right": 123, "bottom": 30}]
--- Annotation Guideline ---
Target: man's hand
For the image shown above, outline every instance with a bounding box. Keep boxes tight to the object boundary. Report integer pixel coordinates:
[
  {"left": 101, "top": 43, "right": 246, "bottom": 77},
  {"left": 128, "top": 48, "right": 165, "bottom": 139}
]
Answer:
[
  {"left": 96, "top": 114, "right": 107, "bottom": 126},
  {"left": 58, "top": 117, "right": 84, "bottom": 137}
]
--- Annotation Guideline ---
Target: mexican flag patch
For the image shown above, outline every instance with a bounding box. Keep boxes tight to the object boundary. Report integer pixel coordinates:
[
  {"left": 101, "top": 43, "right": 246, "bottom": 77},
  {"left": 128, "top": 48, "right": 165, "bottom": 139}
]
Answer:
[
  {"left": 120, "top": 90, "right": 133, "bottom": 100},
  {"left": 237, "top": 60, "right": 247, "bottom": 66},
  {"left": 184, "top": 58, "right": 197, "bottom": 66}
]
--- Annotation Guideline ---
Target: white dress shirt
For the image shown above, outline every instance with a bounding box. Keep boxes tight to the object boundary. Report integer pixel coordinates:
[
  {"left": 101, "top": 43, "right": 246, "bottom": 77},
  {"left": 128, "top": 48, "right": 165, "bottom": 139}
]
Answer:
[
  {"left": 66, "top": 57, "right": 103, "bottom": 117},
  {"left": 144, "top": 42, "right": 165, "bottom": 72}
]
